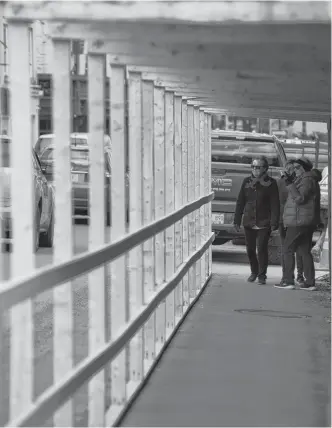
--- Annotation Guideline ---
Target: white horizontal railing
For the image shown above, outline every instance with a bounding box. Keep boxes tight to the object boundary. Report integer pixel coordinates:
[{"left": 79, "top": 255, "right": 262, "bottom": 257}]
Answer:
[{"left": 1, "top": 20, "right": 214, "bottom": 428}]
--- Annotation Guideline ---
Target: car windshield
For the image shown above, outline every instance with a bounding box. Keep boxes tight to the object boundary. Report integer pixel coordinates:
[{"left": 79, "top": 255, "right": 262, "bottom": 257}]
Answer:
[
  {"left": 211, "top": 139, "right": 280, "bottom": 167},
  {"left": 0, "top": 137, "right": 10, "bottom": 167}
]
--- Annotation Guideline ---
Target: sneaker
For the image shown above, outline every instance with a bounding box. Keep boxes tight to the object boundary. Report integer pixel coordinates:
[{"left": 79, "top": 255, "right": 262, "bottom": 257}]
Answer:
[
  {"left": 296, "top": 277, "right": 305, "bottom": 287},
  {"left": 300, "top": 283, "right": 317, "bottom": 291},
  {"left": 258, "top": 276, "right": 266, "bottom": 285},
  {"left": 247, "top": 274, "right": 257, "bottom": 282},
  {"left": 274, "top": 282, "right": 295, "bottom": 290}
]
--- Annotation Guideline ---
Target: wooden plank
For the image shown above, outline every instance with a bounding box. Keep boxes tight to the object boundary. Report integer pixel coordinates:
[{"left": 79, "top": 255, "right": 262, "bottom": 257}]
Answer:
[
  {"left": 109, "top": 64, "right": 127, "bottom": 412},
  {"left": 207, "top": 114, "right": 212, "bottom": 275},
  {"left": 128, "top": 71, "right": 144, "bottom": 386},
  {"left": 181, "top": 100, "right": 189, "bottom": 309},
  {"left": 187, "top": 104, "right": 196, "bottom": 300},
  {"left": 49, "top": 21, "right": 331, "bottom": 47},
  {"left": 52, "top": 38, "right": 74, "bottom": 427},
  {"left": 164, "top": 90, "right": 175, "bottom": 337},
  {"left": 0, "top": 192, "right": 214, "bottom": 312},
  {"left": 194, "top": 107, "right": 201, "bottom": 294},
  {"left": 141, "top": 80, "right": 156, "bottom": 369},
  {"left": 87, "top": 52, "right": 106, "bottom": 427},
  {"left": 204, "top": 113, "right": 210, "bottom": 278},
  {"left": 199, "top": 110, "right": 206, "bottom": 285},
  {"left": 7, "top": 21, "right": 34, "bottom": 422},
  {"left": 7, "top": 1, "right": 330, "bottom": 24},
  {"left": 7, "top": 233, "right": 215, "bottom": 428},
  {"left": 174, "top": 95, "right": 183, "bottom": 320},
  {"left": 154, "top": 85, "right": 166, "bottom": 354},
  {"left": 87, "top": 41, "right": 329, "bottom": 75}
]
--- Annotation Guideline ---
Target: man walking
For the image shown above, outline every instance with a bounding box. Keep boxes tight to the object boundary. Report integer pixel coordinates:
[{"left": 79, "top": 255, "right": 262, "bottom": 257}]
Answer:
[
  {"left": 234, "top": 156, "right": 280, "bottom": 285},
  {"left": 275, "top": 157, "right": 318, "bottom": 290}
]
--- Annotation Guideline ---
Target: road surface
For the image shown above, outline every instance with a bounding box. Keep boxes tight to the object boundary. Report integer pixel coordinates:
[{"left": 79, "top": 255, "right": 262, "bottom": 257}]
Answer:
[{"left": 121, "top": 252, "right": 331, "bottom": 427}]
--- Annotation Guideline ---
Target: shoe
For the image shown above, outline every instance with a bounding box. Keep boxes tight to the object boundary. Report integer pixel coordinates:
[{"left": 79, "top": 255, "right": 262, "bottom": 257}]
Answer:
[
  {"left": 258, "top": 276, "right": 266, "bottom": 285},
  {"left": 247, "top": 274, "right": 257, "bottom": 282},
  {"left": 274, "top": 281, "right": 295, "bottom": 290},
  {"left": 300, "top": 283, "right": 316, "bottom": 291},
  {"left": 296, "top": 276, "right": 305, "bottom": 287}
]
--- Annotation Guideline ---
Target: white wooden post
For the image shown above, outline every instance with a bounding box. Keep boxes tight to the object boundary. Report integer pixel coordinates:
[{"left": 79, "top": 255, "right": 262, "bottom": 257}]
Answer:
[
  {"left": 174, "top": 95, "right": 183, "bottom": 321},
  {"left": 207, "top": 114, "right": 212, "bottom": 274},
  {"left": 87, "top": 52, "right": 106, "bottom": 427},
  {"left": 8, "top": 20, "right": 34, "bottom": 421},
  {"left": 165, "top": 90, "right": 175, "bottom": 338},
  {"left": 194, "top": 107, "right": 201, "bottom": 294},
  {"left": 52, "top": 38, "right": 74, "bottom": 426},
  {"left": 154, "top": 85, "right": 166, "bottom": 354},
  {"left": 142, "top": 80, "right": 156, "bottom": 371},
  {"left": 204, "top": 113, "right": 210, "bottom": 278},
  {"left": 187, "top": 104, "right": 196, "bottom": 301},
  {"left": 181, "top": 100, "right": 189, "bottom": 309},
  {"left": 128, "top": 71, "right": 144, "bottom": 388},
  {"left": 199, "top": 110, "right": 206, "bottom": 284},
  {"left": 110, "top": 64, "right": 127, "bottom": 412}
]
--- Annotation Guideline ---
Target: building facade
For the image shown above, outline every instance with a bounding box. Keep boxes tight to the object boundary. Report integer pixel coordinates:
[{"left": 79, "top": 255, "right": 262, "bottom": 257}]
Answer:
[
  {"left": 0, "top": 10, "right": 42, "bottom": 142},
  {"left": 34, "top": 22, "right": 111, "bottom": 136}
]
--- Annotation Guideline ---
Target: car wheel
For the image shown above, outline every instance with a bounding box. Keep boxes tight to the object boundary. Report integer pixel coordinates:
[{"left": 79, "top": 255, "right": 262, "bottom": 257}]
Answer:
[
  {"left": 39, "top": 212, "right": 54, "bottom": 248},
  {"left": 34, "top": 207, "right": 41, "bottom": 253}
]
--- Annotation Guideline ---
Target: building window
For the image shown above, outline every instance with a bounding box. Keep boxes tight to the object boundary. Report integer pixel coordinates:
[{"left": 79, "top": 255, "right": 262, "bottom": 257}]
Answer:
[
  {"left": 28, "top": 26, "right": 34, "bottom": 80},
  {"left": 3, "top": 23, "right": 8, "bottom": 76}
]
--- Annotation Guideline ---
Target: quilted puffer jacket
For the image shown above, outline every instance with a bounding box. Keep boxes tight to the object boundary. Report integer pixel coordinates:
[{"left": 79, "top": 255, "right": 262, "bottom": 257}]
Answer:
[{"left": 283, "top": 171, "right": 319, "bottom": 227}]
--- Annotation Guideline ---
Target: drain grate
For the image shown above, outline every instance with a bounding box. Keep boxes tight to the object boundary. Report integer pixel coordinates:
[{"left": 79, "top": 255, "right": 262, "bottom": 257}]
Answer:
[{"left": 234, "top": 309, "right": 311, "bottom": 319}]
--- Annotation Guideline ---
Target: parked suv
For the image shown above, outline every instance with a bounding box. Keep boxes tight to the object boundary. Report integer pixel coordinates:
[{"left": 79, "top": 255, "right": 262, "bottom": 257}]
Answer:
[{"left": 211, "top": 130, "right": 287, "bottom": 263}]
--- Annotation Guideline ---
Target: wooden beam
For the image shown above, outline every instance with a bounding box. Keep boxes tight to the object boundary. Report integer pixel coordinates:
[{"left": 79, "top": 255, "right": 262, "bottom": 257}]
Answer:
[
  {"left": 89, "top": 41, "right": 329, "bottom": 74},
  {"left": 48, "top": 21, "right": 331, "bottom": 48},
  {"left": 5, "top": 1, "right": 331, "bottom": 24}
]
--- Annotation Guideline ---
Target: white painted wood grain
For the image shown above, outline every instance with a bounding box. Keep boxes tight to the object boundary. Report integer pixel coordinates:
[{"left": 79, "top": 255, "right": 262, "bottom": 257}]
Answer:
[
  {"left": 194, "top": 107, "right": 201, "bottom": 294},
  {"left": 153, "top": 86, "right": 166, "bottom": 352},
  {"left": 128, "top": 71, "right": 144, "bottom": 384},
  {"left": 207, "top": 113, "right": 212, "bottom": 275},
  {"left": 187, "top": 104, "right": 196, "bottom": 300},
  {"left": 164, "top": 90, "right": 175, "bottom": 337},
  {"left": 142, "top": 80, "right": 156, "bottom": 366},
  {"left": 8, "top": 21, "right": 34, "bottom": 421},
  {"left": 174, "top": 95, "right": 183, "bottom": 320},
  {"left": 199, "top": 109, "right": 206, "bottom": 284},
  {"left": 110, "top": 64, "right": 127, "bottom": 408},
  {"left": 204, "top": 113, "right": 209, "bottom": 278},
  {"left": 87, "top": 53, "right": 106, "bottom": 427},
  {"left": 52, "top": 38, "right": 74, "bottom": 426},
  {"left": 181, "top": 100, "right": 189, "bottom": 309}
]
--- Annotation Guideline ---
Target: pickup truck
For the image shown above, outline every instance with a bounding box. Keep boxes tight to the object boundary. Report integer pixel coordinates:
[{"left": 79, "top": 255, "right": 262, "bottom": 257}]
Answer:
[{"left": 211, "top": 130, "right": 288, "bottom": 264}]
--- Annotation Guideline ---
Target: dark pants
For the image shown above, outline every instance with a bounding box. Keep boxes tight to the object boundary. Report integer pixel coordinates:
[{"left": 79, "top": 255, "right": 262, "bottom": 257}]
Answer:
[
  {"left": 296, "top": 252, "right": 304, "bottom": 279},
  {"left": 244, "top": 227, "right": 271, "bottom": 279},
  {"left": 283, "top": 226, "right": 315, "bottom": 286},
  {"left": 279, "top": 225, "right": 295, "bottom": 281}
]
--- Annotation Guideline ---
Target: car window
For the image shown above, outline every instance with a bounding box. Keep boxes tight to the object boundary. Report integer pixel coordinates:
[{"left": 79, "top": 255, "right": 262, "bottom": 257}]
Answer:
[
  {"left": 211, "top": 139, "right": 281, "bottom": 167},
  {"left": 0, "top": 137, "right": 10, "bottom": 167}
]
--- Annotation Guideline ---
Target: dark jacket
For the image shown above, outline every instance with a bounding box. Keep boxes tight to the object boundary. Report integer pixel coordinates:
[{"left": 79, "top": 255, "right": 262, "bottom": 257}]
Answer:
[
  {"left": 234, "top": 174, "right": 280, "bottom": 228},
  {"left": 283, "top": 171, "right": 319, "bottom": 227},
  {"left": 277, "top": 176, "right": 289, "bottom": 225},
  {"left": 311, "top": 169, "right": 322, "bottom": 226}
]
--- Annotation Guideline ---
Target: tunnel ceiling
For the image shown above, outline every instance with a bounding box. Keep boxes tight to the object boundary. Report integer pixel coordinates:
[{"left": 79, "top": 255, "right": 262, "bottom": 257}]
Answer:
[{"left": 5, "top": 0, "right": 331, "bottom": 122}]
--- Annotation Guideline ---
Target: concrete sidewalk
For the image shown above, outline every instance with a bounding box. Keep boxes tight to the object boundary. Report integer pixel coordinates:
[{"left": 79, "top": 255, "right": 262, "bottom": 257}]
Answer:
[{"left": 121, "top": 264, "right": 331, "bottom": 427}]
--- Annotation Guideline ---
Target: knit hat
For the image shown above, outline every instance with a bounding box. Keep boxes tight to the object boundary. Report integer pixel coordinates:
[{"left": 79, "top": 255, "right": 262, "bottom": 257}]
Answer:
[{"left": 294, "top": 156, "right": 313, "bottom": 172}]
